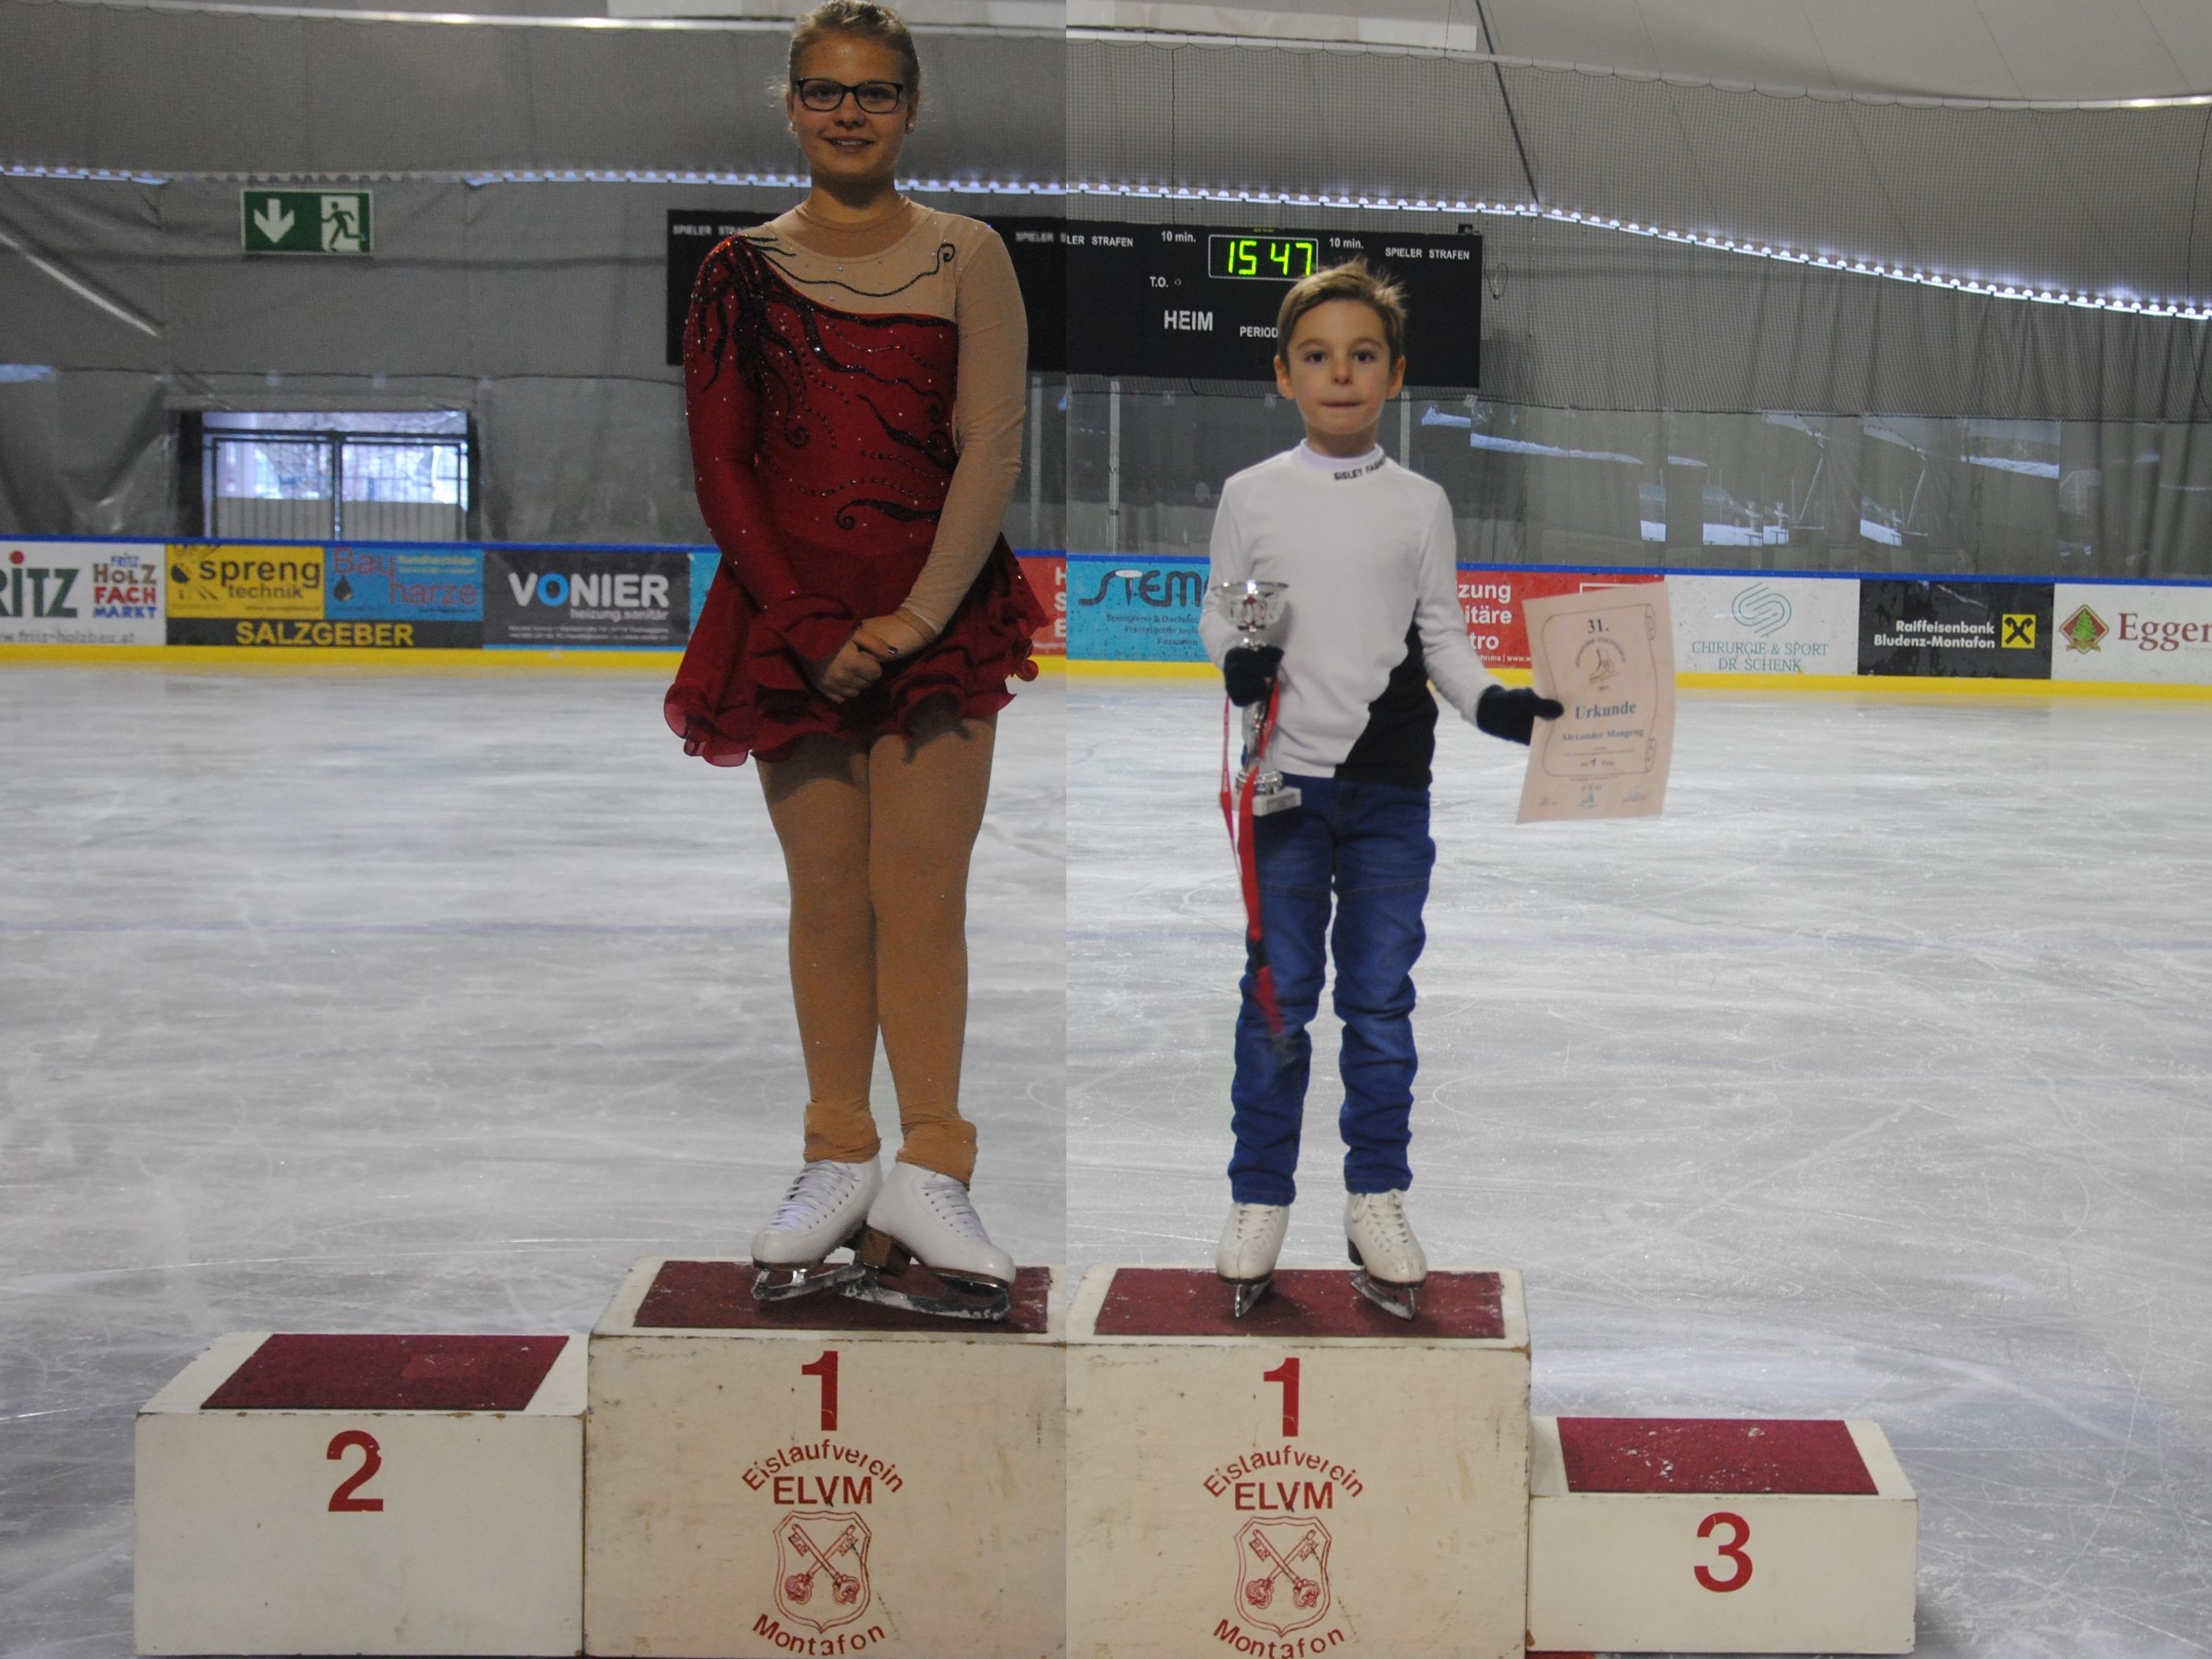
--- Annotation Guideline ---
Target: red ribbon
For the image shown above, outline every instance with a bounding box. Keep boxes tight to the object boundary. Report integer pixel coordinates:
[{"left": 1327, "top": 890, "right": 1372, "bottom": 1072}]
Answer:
[{"left": 1220, "top": 684, "right": 1286, "bottom": 1045}]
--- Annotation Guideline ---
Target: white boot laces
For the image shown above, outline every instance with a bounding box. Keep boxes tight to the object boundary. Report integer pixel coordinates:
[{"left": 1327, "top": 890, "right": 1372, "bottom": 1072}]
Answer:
[
  {"left": 774, "top": 1161, "right": 858, "bottom": 1230},
  {"left": 918, "top": 1171, "right": 990, "bottom": 1242},
  {"left": 1359, "top": 1192, "right": 1412, "bottom": 1251}
]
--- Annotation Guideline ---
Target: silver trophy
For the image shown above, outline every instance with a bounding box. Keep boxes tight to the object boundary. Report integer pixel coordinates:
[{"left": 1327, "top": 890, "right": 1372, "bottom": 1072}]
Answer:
[{"left": 1210, "top": 579, "right": 1301, "bottom": 815}]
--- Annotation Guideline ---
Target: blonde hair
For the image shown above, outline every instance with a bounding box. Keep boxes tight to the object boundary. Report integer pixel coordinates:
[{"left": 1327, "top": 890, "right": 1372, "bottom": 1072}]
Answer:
[
  {"left": 789, "top": 1, "right": 922, "bottom": 99},
  {"left": 1274, "top": 259, "right": 1408, "bottom": 364}
]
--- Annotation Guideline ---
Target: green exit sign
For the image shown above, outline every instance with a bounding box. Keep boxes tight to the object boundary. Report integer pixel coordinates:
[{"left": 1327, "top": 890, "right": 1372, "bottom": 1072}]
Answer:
[{"left": 241, "top": 189, "right": 373, "bottom": 255}]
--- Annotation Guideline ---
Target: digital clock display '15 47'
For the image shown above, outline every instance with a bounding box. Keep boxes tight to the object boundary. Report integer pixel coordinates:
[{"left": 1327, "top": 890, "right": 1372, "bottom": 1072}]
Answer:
[{"left": 1208, "top": 233, "right": 1320, "bottom": 281}]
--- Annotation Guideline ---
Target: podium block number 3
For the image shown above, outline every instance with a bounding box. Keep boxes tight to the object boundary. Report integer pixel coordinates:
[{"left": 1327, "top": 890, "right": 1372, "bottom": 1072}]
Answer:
[
  {"left": 327, "top": 1430, "right": 385, "bottom": 1513},
  {"left": 802, "top": 1350, "right": 840, "bottom": 1431},
  {"left": 1695, "top": 1511, "right": 1752, "bottom": 1592}
]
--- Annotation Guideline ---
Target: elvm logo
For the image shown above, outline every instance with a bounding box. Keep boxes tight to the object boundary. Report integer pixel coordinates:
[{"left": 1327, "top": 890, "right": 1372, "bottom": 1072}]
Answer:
[{"left": 1, "top": 548, "right": 79, "bottom": 619}]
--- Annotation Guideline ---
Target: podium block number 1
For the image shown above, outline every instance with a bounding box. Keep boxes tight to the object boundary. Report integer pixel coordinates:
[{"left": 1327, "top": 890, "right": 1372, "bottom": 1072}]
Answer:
[
  {"left": 1262, "top": 1358, "right": 1298, "bottom": 1437},
  {"left": 1695, "top": 1510, "right": 1751, "bottom": 1592},
  {"left": 327, "top": 1430, "right": 384, "bottom": 1512},
  {"left": 801, "top": 1350, "right": 839, "bottom": 1431}
]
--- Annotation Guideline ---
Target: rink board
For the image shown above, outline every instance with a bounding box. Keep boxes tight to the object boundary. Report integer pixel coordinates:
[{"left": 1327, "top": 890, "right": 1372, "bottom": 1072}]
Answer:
[
  {"left": 1066, "top": 1265, "right": 1530, "bottom": 1659},
  {"left": 134, "top": 1331, "right": 584, "bottom": 1655},
  {"left": 1526, "top": 1414, "right": 1917, "bottom": 1653},
  {"left": 585, "top": 1257, "right": 1066, "bottom": 1659}
]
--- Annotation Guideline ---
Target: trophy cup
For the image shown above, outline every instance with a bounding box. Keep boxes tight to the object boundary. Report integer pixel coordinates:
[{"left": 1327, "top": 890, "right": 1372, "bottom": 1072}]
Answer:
[{"left": 1209, "top": 579, "right": 1301, "bottom": 815}]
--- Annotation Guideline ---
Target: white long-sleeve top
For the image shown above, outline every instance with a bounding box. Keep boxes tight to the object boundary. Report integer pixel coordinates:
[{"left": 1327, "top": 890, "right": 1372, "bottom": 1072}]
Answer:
[{"left": 1198, "top": 442, "right": 1500, "bottom": 787}]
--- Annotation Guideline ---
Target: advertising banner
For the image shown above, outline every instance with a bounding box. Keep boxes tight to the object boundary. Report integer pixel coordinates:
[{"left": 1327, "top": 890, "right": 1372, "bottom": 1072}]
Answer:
[
  {"left": 325, "top": 544, "right": 484, "bottom": 648},
  {"left": 1858, "top": 579, "right": 2052, "bottom": 678},
  {"left": 1066, "top": 555, "right": 1208, "bottom": 661},
  {"left": 1015, "top": 553, "right": 1066, "bottom": 657},
  {"left": 0, "top": 540, "right": 164, "bottom": 645},
  {"left": 169, "top": 543, "right": 336, "bottom": 645},
  {"left": 484, "top": 548, "right": 692, "bottom": 647},
  {"left": 1669, "top": 574, "right": 1861, "bottom": 678},
  {"left": 2050, "top": 583, "right": 2212, "bottom": 684},
  {"left": 1457, "top": 569, "right": 1664, "bottom": 671}
]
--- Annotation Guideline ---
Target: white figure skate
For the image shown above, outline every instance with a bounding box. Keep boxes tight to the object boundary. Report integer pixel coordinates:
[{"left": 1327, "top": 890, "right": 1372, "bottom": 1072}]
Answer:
[
  {"left": 1217, "top": 1202, "right": 1291, "bottom": 1318},
  {"left": 846, "top": 1161, "right": 1017, "bottom": 1322},
  {"left": 750, "top": 1158, "right": 882, "bottom": 1303},
  {"left": 1345, "top": 1189, "right": 1426, "bottom": 1320}
]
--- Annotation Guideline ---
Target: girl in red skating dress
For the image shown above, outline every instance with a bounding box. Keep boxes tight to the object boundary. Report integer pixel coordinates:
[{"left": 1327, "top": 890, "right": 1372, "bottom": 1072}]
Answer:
[{"left": 666, "top": 1, "right": 1043, "bottom": 1308}]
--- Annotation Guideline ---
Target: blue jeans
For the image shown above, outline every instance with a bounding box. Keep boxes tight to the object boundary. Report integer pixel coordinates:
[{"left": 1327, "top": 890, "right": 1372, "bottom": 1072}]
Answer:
[{"left": 1229, "top": 773, "right": 1435, "bottom": 1206}]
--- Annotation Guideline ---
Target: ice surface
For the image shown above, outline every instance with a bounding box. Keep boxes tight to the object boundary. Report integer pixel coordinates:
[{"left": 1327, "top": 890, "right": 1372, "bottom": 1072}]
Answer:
[
  {"left": 4, "top": 665, "right": 2209, "bottom": 1656},
  {"left": 1070, "top": 678, "right": 2212, "bottom": 1658},
  {"left": 0, "top": 668, "right": 1063, "bottom": 1657}
]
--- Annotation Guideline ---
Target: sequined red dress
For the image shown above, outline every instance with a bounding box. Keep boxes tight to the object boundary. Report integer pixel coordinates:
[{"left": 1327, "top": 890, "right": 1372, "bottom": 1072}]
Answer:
[{"left": 664, "top": 221, "right": 1045, "bottom": 766}]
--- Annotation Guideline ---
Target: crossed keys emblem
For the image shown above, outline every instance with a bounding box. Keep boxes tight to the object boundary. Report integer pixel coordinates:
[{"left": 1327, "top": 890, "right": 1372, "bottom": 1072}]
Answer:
[
  {"left": 1232, "top": 1517, "right": 1333, "bottom": 1636},
  {"left": 772, "top": 1510, "right": 872, "bottom": 1633}
]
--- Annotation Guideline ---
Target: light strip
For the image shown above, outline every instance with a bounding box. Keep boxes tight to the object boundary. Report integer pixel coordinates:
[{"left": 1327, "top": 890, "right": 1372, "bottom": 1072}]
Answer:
[
  {"left": 1079, "top": 181, "right": 2212, "bottom": 321},
  {"left": 0, "top": 163, "right": 1066, "bottom": 194},
  {"left": 4, "top": 162, "right": 2205, "bottom": 321}
]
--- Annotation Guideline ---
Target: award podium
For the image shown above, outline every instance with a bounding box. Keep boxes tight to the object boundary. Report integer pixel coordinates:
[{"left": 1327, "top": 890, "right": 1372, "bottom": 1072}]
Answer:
[
  {"left": 131, "top": 1262, "right": 1918, "bottom": 1655},
  {"left": 1527, "top": 1414, "right": 1917, "bottom": 1653},
  {"left": 1066, "top": 1265, "right": 1532, "bottom": 1659},
  {"left": 134, "top": 1332, "right": 583, "bottom": 1655},
  {"left": 583, "top": 1258, "right": 1066, "bottom": 1659}
]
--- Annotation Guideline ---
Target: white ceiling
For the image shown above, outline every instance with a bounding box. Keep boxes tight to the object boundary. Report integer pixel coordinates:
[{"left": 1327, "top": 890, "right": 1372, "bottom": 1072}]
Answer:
[{"left": 1066, "top": 0, "right": 2212, "bottom": 100}]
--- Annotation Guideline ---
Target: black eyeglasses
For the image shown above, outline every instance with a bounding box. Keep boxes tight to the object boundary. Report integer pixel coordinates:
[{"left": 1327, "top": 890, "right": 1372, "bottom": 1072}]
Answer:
[{"left": 793, "top": 77, "right": 909, "bottom": 115}]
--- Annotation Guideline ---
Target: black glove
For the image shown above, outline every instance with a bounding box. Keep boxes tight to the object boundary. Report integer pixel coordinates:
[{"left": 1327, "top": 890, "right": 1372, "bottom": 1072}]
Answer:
[
  {"left": 1475, "top": 684, "right": 1565, "bottom": 745},
  {"left": 1223, "top": 645, "right": 1283, "bottom": 708}
]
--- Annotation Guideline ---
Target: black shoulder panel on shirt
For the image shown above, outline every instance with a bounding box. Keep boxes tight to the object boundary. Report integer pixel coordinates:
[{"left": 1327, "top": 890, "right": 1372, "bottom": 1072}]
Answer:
[{"left": 1336, "top": 621, "right": 1437, "bottom": 789}]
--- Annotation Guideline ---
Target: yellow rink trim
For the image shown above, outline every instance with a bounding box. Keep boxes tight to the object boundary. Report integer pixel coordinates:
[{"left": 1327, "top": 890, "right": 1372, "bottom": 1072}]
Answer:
[
  {"left": 0, "top": 645, "right": 1070, "bottom": 678},
  {"left": 1060, "top": 659, "right": 2212, "bottom": 699},
  {"left": 3, "top": 645, "right": 2206, "bottom": 699}
]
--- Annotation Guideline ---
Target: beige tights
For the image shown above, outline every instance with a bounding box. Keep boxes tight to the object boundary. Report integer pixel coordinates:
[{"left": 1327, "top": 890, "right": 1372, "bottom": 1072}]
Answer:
[{"left": 758, "top": 705, "right": 996, "bottom": 1184}]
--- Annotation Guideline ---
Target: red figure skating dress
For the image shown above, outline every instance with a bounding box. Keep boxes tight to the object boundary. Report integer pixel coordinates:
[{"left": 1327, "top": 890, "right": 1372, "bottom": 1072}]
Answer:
[{"left": 666, "top": 204, "right": 1044, "bottom": 765}]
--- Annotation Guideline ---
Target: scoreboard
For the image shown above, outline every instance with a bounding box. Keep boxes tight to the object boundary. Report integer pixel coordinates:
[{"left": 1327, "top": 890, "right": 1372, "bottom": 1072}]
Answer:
[
  {"left": 1064, "top": 219, "right": 1482, "bottom": 385},
  {"left": 666, "top": 212, "right": 1480, "bottom": 385}
]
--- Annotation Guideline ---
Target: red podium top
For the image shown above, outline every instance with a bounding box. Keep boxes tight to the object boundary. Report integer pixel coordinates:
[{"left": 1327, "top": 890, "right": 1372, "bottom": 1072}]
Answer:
[
  {"left": 633, "top": 1261, "right": 1053, "bottom": 1335},
  {"left": 1557, "top": 1417, "right": 1878, "bottom": 1495},
  {"left": 200, "top": 1334, "right": 569, "bottom": 1412},
  {"left": 1092, "top": 1267, "right": 1506, "bottom": 1339}
]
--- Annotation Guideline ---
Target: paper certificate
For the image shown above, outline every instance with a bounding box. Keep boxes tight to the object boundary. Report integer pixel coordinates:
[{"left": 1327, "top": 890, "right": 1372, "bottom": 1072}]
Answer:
[{"left": 1518, "top": 584, "right": 1677, "bottom": 822}]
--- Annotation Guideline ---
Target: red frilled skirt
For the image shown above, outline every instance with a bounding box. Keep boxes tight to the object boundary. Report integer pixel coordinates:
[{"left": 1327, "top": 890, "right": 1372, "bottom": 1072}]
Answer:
[{"left": 663, "top": 535, "right": 1046, "bottom": 768}]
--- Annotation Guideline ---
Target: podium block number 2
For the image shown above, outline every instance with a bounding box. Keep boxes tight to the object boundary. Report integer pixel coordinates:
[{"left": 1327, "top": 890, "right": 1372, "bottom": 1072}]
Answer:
[
  {"left": 326, "top": 1430, "right": 384, "bottom": 1513},
  {"left": 1695, "top": 1511, "right": 1752, "bottom": 1592}
]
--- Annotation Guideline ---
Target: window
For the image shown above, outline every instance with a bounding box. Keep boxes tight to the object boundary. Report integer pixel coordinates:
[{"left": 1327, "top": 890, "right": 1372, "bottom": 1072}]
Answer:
[{"left": 200, "top": 411, "right": 472, "bottom": 541}]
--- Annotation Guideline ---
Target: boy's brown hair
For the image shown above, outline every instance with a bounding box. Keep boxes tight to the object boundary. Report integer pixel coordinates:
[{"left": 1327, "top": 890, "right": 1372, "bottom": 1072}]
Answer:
[
  {"left": 789, "top": 1, "right": 922, "bottom": 98},
  {"left": 1274, "top": 259, "right": 1409, "bottom": 364}
]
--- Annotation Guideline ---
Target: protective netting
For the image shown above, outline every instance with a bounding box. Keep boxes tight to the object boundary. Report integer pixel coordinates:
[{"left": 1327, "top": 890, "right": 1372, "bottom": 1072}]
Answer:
[
  {"left": 7, "top": 1, "right": 2212, "bottom": 573},
  {"left": 0, "top": 0, "right": 1062, "bottom": 183},
  {"left": 1066, "top": 34, "right": 2212, "bottom": 309}
]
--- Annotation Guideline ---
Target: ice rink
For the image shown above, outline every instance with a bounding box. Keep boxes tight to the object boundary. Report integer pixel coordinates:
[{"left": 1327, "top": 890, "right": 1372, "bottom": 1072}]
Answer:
[
  {"left": 1072, "top": 676, "right": 2212, "bottom": 1658},
  {"left": 0, "top": 666, "right": 1064, "bottom": 1656},
  {"left": 4, "top": 665, "right": 2210, "bottom": 1656}
]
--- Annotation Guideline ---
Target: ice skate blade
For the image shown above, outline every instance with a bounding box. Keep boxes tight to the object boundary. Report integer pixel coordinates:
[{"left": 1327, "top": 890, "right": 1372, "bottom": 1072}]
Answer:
[
  {"left": 1224, "top": 1275, "right": 1274, "bottom": 1319},
  {"left": 839, "top": 1266, "right": 1011, "bottom": 1323},
  {"left": 751, "top": 1261, "right": 867, "bottom": 1303},
  {"left": 1348, "top": 1270, "right": 1419, "bottom": 1322}
]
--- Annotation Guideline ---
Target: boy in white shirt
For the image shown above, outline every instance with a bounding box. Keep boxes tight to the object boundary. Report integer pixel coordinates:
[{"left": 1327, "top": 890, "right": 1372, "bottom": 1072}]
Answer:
[{"left": 1197, "top": 261, "right": 1560, "bottom": 1318}]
